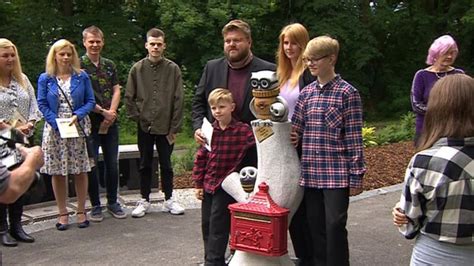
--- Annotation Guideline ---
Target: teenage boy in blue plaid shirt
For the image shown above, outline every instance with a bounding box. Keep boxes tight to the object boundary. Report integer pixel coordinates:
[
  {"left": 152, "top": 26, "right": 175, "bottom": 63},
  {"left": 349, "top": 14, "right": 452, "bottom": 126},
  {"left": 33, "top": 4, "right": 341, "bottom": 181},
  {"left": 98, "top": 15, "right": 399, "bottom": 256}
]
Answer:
[{"left": 291, "top": 35, "right": 366, "bottom": 266}]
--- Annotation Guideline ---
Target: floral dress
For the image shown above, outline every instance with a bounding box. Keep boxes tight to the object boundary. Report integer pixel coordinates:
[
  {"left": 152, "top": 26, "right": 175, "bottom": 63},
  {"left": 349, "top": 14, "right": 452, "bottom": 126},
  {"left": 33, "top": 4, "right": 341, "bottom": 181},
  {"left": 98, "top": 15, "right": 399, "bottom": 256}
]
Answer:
[{"left": 40, "top": 77, "right": 93, "bottom": 176}]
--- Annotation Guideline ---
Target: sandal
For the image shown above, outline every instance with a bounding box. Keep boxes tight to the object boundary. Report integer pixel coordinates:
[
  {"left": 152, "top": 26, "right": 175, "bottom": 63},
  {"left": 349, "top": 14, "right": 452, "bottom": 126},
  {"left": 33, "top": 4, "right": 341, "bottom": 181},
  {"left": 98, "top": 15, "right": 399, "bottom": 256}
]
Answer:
[
  {"left": 76, "top": 212, "right": 90, "bottom": 229},
  {"left": 55, "top": 213, "right": 69, "bottom": 231}
]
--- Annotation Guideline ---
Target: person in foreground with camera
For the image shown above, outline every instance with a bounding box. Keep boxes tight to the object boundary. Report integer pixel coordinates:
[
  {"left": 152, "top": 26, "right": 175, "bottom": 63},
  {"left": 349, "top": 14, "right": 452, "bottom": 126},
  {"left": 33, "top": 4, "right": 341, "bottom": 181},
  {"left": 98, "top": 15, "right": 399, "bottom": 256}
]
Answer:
[
  {"left": 37, "top": 39, "right": 95, "bottom": 231},
  {"left": 0, "top": 38, "right": 42, "bottom": 246},
  {"left": 0, "top": 127, "right": 44, "bottom": 246},
  {"left": 0, "top": 144, "right": 44, "bottom": 205}
]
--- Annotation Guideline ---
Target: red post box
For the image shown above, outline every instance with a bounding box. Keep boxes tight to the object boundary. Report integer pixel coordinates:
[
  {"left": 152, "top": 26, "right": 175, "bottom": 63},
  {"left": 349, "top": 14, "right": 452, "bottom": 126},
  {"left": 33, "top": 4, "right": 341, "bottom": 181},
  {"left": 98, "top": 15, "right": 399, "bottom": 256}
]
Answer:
[{"left": 228, "top": 182, "right": 289, "bottom": 257}]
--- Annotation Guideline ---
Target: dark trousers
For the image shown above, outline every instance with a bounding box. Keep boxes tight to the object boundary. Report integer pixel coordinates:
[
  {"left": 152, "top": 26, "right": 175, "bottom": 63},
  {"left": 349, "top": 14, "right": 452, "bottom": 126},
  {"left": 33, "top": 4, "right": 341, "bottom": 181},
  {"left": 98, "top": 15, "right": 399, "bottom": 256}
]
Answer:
[
  {"left": 137, "top": 125, "right": 174, "bottom": 201},
  {"left": 289, "top": 199, "right": 313, "bottom": 265},
  {"left": 201, "top": 188, "right": 235, "bottom": 266},
  {"left": 88, "top": 123, "right": 120, "bottom": 206},
  {"left": 0, "top": 195, "right": 25, "bottom": 231},
  {"left": 305, "top": 187, "right": 350, "bottom": 266}
]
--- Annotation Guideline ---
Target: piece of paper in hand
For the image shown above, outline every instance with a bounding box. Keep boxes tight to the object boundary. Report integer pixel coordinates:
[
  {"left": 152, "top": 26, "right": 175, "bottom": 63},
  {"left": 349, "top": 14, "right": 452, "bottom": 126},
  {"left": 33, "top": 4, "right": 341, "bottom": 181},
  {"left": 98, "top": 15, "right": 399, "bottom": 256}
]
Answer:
[
  {"left": 201, "top": 117, "right": 213, "bottom": 151},
  {"left": 56, "top": 118, "right": 80, "bottom": 138}
]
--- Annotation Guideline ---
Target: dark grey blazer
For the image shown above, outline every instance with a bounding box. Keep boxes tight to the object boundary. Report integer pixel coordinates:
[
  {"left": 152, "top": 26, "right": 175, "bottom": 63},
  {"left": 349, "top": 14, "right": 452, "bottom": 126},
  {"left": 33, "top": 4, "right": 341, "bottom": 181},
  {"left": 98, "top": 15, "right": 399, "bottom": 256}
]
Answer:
[{"left": 192, "top": 56, "right": 276, "bottom": 131}]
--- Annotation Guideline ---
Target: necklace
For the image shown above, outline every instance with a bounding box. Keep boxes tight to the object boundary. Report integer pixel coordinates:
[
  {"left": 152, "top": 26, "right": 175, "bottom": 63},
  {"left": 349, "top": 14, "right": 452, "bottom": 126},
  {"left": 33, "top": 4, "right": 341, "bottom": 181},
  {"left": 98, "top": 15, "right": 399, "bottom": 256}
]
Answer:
[{"left": 434, "top": 71, "right": 448, "bottom": 79}]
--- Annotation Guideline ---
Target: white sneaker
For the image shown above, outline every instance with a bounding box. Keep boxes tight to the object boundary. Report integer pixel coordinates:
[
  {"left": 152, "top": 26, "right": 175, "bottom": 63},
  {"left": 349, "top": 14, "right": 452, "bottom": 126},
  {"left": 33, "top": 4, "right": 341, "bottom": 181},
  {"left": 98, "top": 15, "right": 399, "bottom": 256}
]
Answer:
[
  {"left": 162, "top": 199, "right": 185, "bottom": 215},
  {"left": 131, "top": 199, "right": 151, "bottom": 218}
]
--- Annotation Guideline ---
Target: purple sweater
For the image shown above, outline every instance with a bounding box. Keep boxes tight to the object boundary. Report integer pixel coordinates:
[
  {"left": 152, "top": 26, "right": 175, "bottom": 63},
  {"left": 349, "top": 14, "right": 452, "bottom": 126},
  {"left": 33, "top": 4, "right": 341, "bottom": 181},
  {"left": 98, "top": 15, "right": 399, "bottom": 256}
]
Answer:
[{"left": 410, "top": 68, "right": 464, "bottom": 134}]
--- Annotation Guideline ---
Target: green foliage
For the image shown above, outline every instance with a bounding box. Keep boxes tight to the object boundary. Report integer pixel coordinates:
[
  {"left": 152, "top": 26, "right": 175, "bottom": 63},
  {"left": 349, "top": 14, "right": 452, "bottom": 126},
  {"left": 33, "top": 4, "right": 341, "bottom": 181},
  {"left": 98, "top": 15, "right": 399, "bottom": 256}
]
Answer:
[
  {"left": 171, "top": 144, "right": 198, "bottom": 176},
  {"left": 362, "top": 126, "right": 378, "bottom": 147},
  {"left": 118, "top": 105, "right": 137, "bottom": 145},
  {"left": 1, "top": 0, "right": 473, "bottom": 139},
  {"left": 375, "top": 112, "right": 415, "bottom": 144}
]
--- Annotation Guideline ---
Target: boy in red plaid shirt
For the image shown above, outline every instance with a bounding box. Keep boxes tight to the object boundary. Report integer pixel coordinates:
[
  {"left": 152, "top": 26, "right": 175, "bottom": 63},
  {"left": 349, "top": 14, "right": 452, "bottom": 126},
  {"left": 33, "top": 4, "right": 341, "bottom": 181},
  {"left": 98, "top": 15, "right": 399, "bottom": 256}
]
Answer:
[{"left": 192, "top": 88, "right": 255, "bottom": 265}]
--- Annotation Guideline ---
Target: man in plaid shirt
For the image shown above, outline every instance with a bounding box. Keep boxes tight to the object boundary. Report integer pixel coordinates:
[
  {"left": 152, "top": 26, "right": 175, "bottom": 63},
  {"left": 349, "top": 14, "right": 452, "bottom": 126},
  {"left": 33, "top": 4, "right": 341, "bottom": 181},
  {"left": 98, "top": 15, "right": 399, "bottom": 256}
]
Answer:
[
  {"left": 291, "top": 36, "right": 366, "bottom": 266},
  {"left": 192, "top": 88, "right": 255, "bottom": 265}
]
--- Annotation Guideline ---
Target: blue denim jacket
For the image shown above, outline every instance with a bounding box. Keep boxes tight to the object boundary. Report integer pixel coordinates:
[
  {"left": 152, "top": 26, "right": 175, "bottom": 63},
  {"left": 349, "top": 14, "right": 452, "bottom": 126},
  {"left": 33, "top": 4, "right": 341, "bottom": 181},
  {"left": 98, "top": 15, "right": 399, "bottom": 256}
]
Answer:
[{"left": 37, "top": 71, "right": 95, "bottom": 130}]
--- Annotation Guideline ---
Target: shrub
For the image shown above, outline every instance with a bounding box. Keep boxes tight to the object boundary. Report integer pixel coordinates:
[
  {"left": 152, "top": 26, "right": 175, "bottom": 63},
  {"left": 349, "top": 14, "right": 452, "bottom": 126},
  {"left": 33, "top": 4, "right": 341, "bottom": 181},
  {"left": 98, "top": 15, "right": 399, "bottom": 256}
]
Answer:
[
  {"left": 375, "top": 112, "right": 415, "bottom": 144},
  {"left": 172, "top": 144, "right": 198, "bottom": 176},
  {"left": 362, "top": 126, "right": 378, "bottom": 147}
]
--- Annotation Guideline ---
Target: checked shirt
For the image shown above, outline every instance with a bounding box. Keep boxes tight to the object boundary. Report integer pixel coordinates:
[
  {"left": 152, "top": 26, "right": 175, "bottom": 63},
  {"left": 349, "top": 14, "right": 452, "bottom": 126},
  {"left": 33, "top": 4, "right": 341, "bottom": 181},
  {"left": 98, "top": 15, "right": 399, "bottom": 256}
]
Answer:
[
  {"left": 399, "top": 137, "right": 474, "bottom": 244},
  {"left": 292, "top": 75, "right": 365, "bottom": 189},
  {"left": 192, "top": 119, "right": 255, "bottom": 194}
]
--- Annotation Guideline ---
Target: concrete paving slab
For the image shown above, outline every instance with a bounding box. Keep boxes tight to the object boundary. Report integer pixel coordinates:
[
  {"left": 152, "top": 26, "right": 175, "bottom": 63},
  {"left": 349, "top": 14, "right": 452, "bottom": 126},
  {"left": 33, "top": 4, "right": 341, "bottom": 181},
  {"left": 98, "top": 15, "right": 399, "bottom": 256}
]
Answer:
[
  {"left": 0, "top": 186, "right": 414, "bottom": 265},
  {"left": 22, "top": 205, "right": 75, "bottom": 223},
  {"left": 120, "top": 191, "right": 164, "bottom": 207}
]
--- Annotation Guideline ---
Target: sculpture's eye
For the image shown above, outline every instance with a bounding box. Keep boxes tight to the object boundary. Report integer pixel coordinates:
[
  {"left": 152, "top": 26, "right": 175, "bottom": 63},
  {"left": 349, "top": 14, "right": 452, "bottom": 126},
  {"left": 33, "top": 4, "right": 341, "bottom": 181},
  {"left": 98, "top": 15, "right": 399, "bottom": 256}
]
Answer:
[
  {"left": 260, "top": 79, "right": 270, "bottom": 89},
  {"left": 250, "top": 79, "right": 259, "bottom": 88}
]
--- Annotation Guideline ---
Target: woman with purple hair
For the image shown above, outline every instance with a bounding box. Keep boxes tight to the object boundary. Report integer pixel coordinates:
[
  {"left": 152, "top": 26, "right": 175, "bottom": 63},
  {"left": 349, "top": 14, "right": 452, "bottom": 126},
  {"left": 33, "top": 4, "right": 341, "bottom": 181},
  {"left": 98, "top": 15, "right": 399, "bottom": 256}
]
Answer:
[{"left": 411, "top": 35, "right": 464, "bottom": 144}]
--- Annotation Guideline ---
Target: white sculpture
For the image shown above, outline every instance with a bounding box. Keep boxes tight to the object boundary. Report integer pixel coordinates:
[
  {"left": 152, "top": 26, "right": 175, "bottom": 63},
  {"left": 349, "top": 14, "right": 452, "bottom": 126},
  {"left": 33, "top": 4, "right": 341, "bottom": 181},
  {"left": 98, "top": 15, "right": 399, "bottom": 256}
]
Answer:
[{"left": 222, "top": 70, "right": 303, "bottom": 265}]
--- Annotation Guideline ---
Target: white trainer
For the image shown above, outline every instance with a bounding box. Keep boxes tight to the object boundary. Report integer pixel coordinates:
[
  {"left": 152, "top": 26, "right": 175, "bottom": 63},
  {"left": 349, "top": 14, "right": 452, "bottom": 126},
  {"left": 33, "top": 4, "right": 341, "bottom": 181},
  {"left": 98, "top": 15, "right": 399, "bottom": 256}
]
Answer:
[
  {"left": 162, "top": 199, "right": 185, "bottom": 215},
  {"left": 131, "top": 199, "right": 151, "bottom": 218}
]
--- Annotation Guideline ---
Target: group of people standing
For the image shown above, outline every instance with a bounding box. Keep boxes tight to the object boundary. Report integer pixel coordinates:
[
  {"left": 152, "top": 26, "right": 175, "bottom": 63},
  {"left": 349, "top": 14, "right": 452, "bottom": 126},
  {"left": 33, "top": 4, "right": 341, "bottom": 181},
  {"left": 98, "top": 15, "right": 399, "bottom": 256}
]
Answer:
[
  {"left": 0, "top": 16, "right": 471, "bottom": 266},
  {"left": 190, "top": 19, "right": 473, "bottom": 266},
  {"left": 0, "top": 24, "right": 186, "bottom": 245},
  {"left": 191, "top": 20, "right": 365, "bottom": 266}
]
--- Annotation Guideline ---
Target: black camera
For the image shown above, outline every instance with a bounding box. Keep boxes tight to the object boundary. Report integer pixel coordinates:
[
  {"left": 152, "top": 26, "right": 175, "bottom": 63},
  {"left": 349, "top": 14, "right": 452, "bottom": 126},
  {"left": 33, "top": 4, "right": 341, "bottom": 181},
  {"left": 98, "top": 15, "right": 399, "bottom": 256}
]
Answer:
[
  {"left": 0, "top": 126, "right": 41, "bottom": 203},
  {"left": 0, "top": 127, "right": 29, "bottom": 170}
]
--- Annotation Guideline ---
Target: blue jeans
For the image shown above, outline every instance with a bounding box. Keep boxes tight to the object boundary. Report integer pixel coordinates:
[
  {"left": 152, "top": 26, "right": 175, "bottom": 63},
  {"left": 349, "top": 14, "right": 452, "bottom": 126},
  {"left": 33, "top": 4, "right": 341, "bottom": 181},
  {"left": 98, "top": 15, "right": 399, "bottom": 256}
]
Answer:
[
  {"left": 137, "top": 124, "right": 174, "bottom": 201},
  {"left": 87, "top": 122, "right": 119, "bottom": 206}
]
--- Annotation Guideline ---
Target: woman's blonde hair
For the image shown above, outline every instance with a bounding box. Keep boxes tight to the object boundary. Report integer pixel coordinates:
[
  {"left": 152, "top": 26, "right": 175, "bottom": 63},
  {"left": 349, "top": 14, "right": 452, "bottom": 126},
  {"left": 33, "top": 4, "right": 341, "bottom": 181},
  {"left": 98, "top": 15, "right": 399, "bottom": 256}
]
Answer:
[
  {"left": 0, "top": 38, "right": 26, "bottom": 88},
  {"left": 276, "top": 23, "right": 309, "bottom": 87},
  {"left": 417, "top": 74, "right": 474, "bottom": 151},
  {"left": 45, "top": 39, "right": 81, "bottom": 76}
]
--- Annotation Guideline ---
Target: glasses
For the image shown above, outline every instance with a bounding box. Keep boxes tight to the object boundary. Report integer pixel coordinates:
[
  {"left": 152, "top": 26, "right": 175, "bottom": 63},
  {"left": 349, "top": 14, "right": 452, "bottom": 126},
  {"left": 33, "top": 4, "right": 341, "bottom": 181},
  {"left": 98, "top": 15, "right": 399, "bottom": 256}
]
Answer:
[{"left": 303, "top": 55, "right": 329, "bottom": 65}]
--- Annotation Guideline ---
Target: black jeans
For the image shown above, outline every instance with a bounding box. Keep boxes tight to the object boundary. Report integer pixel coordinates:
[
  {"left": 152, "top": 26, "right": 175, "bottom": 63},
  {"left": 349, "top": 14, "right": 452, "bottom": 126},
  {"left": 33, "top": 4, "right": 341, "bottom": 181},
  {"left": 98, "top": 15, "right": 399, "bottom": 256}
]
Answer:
[
  {"left": 88, "top": 123, "right": 119, "bottom": 206},
  {"left": 305, "top": 187, "right": 350, "bottom": 266},
  {"left": 137, "top": 125, "right": 174, "bottom": 201},
  {"left": 201, "top": 188, "right": 235, "bottom": 266}
]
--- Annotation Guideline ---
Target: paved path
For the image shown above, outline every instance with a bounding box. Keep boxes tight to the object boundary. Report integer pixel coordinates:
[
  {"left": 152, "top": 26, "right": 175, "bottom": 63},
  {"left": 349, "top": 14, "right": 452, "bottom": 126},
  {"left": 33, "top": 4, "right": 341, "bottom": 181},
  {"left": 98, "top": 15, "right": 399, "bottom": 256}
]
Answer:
[{"left": 1, "top": 185, "right": 414, "bottom": 265}]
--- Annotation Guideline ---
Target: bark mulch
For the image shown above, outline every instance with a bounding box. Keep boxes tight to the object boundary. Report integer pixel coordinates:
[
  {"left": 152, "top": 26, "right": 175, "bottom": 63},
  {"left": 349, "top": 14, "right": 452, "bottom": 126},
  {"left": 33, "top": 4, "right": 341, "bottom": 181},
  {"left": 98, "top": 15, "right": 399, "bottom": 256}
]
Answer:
[{"left": 174, "top": 141, "right": 415, "bottom": 191}]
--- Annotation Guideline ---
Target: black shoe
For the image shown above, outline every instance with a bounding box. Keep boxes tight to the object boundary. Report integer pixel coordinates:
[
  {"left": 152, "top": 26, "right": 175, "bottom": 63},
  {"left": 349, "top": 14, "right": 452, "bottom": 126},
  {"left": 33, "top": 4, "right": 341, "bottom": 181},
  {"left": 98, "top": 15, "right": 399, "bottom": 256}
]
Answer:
[
  {"left": 55, "top": 213, "right": 69, "bottom": 231},
  {"left": 55, "top": 223, "right": 69, "bottom": 231},
  {"left": 0, "top": 231, "right": 18, "bottom": 247},
  {"left": 76, "top": 212, "right": 90, "bottom": 229},
  {"left": 10, "top": 225, "right": 35, "bottom": 243}
]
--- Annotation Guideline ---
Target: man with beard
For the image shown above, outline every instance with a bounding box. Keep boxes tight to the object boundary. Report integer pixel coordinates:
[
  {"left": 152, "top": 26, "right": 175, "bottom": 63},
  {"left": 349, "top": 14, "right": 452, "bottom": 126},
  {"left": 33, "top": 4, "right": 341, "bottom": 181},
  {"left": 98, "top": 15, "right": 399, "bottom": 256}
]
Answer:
[
  {"left": 191, "top": 19, "right": 275, "bottom": 265},
  {"left": 192, "top": 19, "right": 275, "bottom": 165}
]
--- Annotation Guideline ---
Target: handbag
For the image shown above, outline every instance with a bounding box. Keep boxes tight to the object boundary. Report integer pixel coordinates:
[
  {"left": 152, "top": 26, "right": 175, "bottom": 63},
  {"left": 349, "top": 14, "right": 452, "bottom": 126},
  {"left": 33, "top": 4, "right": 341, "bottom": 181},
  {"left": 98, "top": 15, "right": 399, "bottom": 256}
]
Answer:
[{"left": 56, "top": 83, "right": 95, "bottom": 160}]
